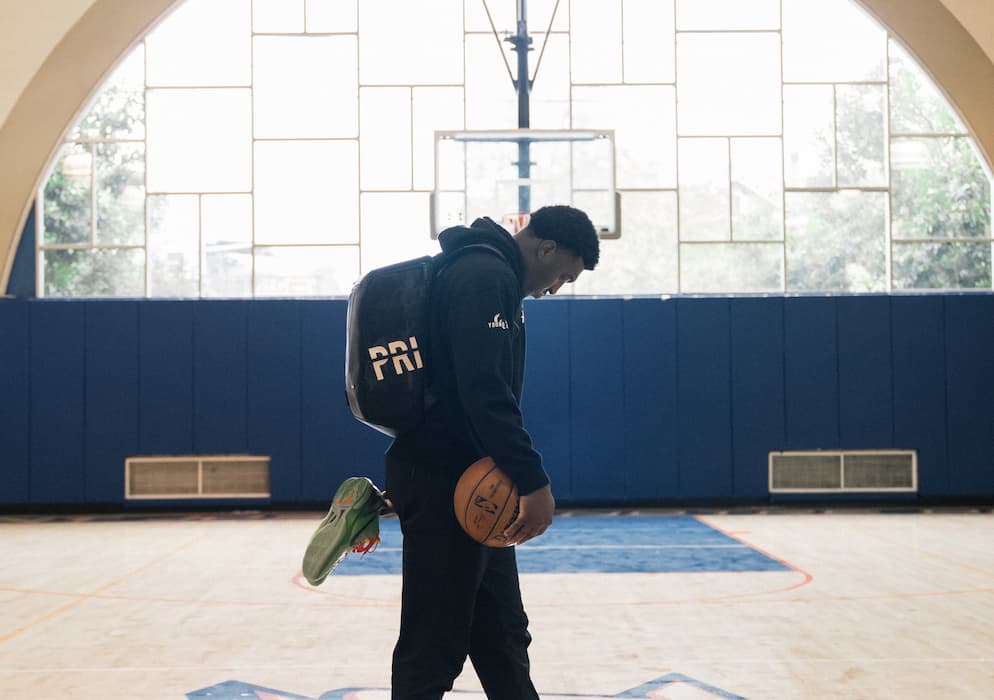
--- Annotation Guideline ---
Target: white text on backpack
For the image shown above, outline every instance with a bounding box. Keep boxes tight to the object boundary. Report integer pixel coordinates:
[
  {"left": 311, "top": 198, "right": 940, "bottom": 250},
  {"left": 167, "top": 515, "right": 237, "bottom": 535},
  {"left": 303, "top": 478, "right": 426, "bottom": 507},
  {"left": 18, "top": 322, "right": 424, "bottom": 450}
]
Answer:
[{"left": 368, "top": 337, "right": 423, "bottom": 381}]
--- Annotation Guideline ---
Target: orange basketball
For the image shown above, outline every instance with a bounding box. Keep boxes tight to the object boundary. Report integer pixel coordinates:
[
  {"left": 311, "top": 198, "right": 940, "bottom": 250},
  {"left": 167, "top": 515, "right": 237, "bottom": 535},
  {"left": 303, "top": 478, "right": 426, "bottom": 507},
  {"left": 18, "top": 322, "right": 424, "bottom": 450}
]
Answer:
[{"left": 453, "top": 457, "right": 519, "bottom": 547}]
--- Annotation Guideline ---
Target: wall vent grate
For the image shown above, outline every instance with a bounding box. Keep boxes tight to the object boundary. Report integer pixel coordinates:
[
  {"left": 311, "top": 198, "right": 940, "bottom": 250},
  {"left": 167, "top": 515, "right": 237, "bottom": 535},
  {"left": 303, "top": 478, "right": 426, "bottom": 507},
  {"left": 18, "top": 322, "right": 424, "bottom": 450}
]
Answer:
[
  {"left": 769, "top": 450, "right": 917, "bottom": 493},
  {"left": 126, "top": 456, "right": 270, "bottom": 499}
]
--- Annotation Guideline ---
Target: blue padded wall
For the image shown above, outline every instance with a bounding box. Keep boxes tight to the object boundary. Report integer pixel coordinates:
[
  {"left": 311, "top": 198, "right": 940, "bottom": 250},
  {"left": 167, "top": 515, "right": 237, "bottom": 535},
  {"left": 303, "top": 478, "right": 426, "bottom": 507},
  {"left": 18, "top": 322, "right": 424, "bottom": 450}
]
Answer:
[
  {"left": 944, "top": 294, "right": 994, "bottom": 495},
  {"left": 569, "top": 299, "right": 625, "bottom": 501},
  {"left": 891, "top": 296, "right": 948, "bottom": 496},
  {"left": 193, "top": 302, "right": 248, "bottom": 455},
  {"left": 1, "top": 293, "right": 992, "bottom": 507},
  {"left": 140, "top": 302, "right": 194, "bottom": 454},
  {"left": 730, "top": 297, "right": 785, "bottom": 499},
  {"left": 784, "top": 297, "right": 839, "bottom": 449},
  {"left": 623, "top": 298, "right": 678, "bottom": 501},
  {"left": 521, "top": 298, "right": 572, "bottom": 498},
  {"left": 676, "top": 298, "right": 733, "bottom": 499},
  {"left": 29, "top": 302, "right": 85, "bottom": 503},
  {"left": 837, "top": 296, "right": 894, "bottom": 448},
  {"left": 302, "top": 300, "right": 364, "bottom": 500},
  {"left": 0, "top": 301, "right": 30, "bottom": 503},
  {"left": 85, "top": 301, "right": 139, "bottom": 502},
  {"left": 247, "top": 301, "right": 302, "bottom": 501}
]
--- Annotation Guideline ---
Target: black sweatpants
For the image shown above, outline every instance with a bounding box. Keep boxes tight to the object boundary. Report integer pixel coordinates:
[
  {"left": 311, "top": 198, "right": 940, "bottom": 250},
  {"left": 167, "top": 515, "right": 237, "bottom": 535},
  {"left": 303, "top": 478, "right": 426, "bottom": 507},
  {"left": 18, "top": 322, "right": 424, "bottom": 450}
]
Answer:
[{"left": 386, "top": 457, "right": 539, "bottom": 700}]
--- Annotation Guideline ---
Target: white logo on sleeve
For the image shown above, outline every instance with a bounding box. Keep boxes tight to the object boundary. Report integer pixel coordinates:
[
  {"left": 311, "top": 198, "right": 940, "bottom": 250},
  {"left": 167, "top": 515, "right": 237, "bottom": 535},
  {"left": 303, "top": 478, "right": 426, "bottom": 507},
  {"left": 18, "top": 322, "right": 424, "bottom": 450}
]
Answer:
[{"left": 488, "top": 313, "right": 510, "bottom": 330}]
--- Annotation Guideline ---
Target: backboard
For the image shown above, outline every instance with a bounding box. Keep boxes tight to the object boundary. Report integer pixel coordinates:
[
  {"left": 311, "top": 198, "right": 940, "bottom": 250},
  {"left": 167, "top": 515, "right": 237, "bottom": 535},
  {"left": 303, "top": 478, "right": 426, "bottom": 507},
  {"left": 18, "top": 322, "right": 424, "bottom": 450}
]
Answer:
[{"left": 431, "top": 129, "right": 619, "bottom": 238}]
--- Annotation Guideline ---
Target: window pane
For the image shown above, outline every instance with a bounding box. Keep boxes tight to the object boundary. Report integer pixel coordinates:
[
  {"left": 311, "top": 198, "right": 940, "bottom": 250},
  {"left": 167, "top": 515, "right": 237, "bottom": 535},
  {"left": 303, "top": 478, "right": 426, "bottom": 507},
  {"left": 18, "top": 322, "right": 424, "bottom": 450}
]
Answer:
[
  {"left": 837, "top": 84, "right": 886, "bottom": 187},
  {"left": 529, "top": 34, "right": 571, "bottom": 129},
  {"left": 95, "top": 142, "right": 145, "bottom": 245},
  {"left": 44, "top": 144, "right": 92, "bottom": 245},
  {"left": 571, "top": 0, "right": 622, "bottom": 84},
  {"left": 465, "top": 35, "right": 517, "bottom": 130},
  {"left": 782, "top": 0, "right": 886, "bottom": 82},
  {"left": 678, "top": 138, "right": 729, "bottom": 241},
  {"left": 254, "top": 36, "right": 357, "bottom": 139},
  {"left": 571, "top": 191, "right": 678, "bottom": 295},
  {"left": 254, "top": 140, "right": 358, "bottom": 245},
  {"left": 202, "top": 194, "right": 252, "bottom": 298},
  {"left": 360, "top": 87, "right": 411, "bottom": 190},
  {"left": 731, "top": 138, "right": 783, "bottom": 241},
  {"left": 148, "top": 195, "right": 199, "bottom": 297},
  {"left": 681, "top": 243, "right": 783, "bottom": 293},
  {"left": 623, "top": 0, "right": 674, "bottom": 82},
  {"left": 146, "top": 89, "right": 252, "bottom": 193},
  {"left": 42, "top": 248, "right": 144, "bottom": 297},
  {"left": 893, "top": 242, "right": 992, "bottom": 289},
  {"left": 573, "top": 86, "right": 676, "bottom": 189},
  {"left": 254, "top": 246, "right": 359, "bottom": 296},
  {"left": 786, "top": 191, "right": 886, "bottom": 292},
  {"left": 359, "top": 0, "right": 463, "bottom": 85},
  {"left": 74, "top": 49, "right": 145, "bottom": 139},
  {"left": 676, "top": 33, "right": 780, "bottom": 136},
  {"left": 676, "top": 0, "right": 779, "bottom": 30},
  {"left": 784, "top": 85, "right": 835, "bottom": 188},
  {"left": 360, "top": 193, "right": 436, "bottom": 274},
  {"left": 889, "top": 40, "right": 966, "bottom": 135},
  {"left": 253, "top": 0, "right": 304, "bottom": 33},
  {"left": 306, "top": 0, "right": 357, "bottom": 32},
  {"left": 892, "top": 137, "right": 991, "bottom": 239},
  {"left": 413, "top": 87, "right": 464, "bottom": 190},
  {"left": 146, "top": 0, "right": 250, "bottom": 87}
]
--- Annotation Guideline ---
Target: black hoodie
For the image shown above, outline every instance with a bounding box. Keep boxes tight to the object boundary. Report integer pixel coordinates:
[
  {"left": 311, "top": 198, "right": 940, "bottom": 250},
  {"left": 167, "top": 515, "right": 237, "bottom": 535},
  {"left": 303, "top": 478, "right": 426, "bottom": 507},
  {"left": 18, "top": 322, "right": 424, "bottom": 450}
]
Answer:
[{"left": 385, "top": 217, "right": 549, "bottom": 495}]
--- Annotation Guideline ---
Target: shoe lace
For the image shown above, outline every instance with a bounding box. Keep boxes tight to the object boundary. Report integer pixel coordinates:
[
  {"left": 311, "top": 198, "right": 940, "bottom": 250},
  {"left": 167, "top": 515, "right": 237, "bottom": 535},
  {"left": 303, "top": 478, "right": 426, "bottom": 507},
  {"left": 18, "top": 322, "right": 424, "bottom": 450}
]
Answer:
[{"left": 351, "top": 535, "right": 380, "bottom": 556}]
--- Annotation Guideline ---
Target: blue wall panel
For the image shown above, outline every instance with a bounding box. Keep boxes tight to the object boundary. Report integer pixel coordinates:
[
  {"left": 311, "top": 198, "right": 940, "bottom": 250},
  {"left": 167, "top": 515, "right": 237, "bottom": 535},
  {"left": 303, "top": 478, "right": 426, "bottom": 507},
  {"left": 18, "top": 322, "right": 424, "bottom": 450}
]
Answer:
[
  {"left": 569, "top": 299, "right": 625, "bottom": 501},
  {"left": 139, "top": 302, "right": 194, "bottom": 454},
  {"left": 730, "top": 297, "right": 784, "bottom": 498},
  {"left": 891, "top": 296, "right": 948, "bottom": 496},
  {"left": 623, "top": 298, "right": 678, "bottom": 500},
  {"left": 521, "top": 299, "right": 572, "bottom": 498},
  {"left": 85, "top": 302, "right": 139, "bottom": 502},
  {"left": 837, "top": 296, "right": 893, "bottom": 448},
  {"left": 301, "top": 300, "right": 359, "bottom": 499},
  {"left": 3, "top": 293, "right": 992, "bottom": 508},
  {"left": 784, "top": 298, "right": 839, "bottom": 449},
  {"left": 193, "top": 302, "right": 247, "bottom": 455},
  {"left": 248, "top": 301, "right": 302, "bottom": 502},
  {"left": 677, "top": 299, "right": 732, "bottom": 498},
  {"left": 29, "top": 302, "right": 85, "bottom": 503},
  {"left": 0, "top": 302, "right": 30, "bottom": 503},
  {"left": 944, "top": 295, "right": 994, "bottom": 495}
]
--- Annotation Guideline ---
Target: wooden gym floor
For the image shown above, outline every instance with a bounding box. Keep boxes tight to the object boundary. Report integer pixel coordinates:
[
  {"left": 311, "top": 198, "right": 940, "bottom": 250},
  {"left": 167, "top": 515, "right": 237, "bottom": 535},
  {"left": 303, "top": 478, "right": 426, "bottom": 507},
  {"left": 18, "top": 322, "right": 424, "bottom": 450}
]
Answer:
[{"left": 1, "top": 508, "right": 992, "bottom": 699}]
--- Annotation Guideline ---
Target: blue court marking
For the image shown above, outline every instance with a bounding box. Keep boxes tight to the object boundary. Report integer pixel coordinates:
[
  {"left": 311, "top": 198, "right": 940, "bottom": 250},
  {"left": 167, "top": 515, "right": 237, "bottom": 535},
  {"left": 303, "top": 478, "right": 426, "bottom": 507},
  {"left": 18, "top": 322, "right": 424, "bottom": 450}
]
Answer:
[
  {"left": 189, "top": 672, "right": 746, "bottom": 699},
  {"left": 331, "top": 514, "right": 789, "bottom": 575}
]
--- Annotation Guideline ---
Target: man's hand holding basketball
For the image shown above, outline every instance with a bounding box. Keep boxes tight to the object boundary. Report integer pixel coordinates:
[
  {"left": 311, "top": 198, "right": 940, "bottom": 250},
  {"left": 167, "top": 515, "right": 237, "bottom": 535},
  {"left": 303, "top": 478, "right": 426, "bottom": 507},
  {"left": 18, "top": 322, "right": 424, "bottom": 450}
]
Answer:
[{"left": 503, "top": 484, "right": 555, "bottom": 546}]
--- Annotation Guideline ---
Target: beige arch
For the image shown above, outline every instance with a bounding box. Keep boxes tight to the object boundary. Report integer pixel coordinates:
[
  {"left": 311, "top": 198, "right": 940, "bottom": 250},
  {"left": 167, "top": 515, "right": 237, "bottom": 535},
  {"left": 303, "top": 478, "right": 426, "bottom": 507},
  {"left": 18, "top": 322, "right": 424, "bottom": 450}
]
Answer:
[{"left": 2, "top": 0, "right": 993, "bottom": 291}]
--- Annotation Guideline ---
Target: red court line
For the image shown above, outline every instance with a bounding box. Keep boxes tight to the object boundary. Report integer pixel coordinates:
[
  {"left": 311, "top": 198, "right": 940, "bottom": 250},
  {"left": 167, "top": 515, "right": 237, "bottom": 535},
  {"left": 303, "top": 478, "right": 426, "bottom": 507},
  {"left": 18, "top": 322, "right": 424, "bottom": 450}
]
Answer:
[{"left": 692, "top": 514, "right": 814, "bottom": 595}]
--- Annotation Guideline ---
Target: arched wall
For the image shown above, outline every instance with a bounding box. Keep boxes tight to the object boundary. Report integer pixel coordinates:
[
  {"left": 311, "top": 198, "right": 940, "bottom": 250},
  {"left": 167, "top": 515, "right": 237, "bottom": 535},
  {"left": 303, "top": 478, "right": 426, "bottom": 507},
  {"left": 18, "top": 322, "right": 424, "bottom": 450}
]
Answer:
[
  {"left": 0, "top": 0, "right": 179, "bottom": 291},
  {"left": 1, "top": 0, "right": 994, "bottom": 290}
]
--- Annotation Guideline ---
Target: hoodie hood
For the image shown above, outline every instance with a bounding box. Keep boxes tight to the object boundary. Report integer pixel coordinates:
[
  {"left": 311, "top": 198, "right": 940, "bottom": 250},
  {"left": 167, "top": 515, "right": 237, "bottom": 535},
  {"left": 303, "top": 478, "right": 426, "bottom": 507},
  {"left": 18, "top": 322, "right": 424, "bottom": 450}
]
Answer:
[{"left": 437, "top": 217, "right": 526, "bottom": 291}]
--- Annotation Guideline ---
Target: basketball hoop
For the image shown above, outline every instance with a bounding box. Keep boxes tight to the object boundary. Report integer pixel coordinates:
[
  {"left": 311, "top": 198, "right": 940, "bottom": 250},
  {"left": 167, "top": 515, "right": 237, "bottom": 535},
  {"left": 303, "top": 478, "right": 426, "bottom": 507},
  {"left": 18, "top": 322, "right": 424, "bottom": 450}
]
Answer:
[{"left": 501, "top": 212, "right": 530, "bottom": 234}]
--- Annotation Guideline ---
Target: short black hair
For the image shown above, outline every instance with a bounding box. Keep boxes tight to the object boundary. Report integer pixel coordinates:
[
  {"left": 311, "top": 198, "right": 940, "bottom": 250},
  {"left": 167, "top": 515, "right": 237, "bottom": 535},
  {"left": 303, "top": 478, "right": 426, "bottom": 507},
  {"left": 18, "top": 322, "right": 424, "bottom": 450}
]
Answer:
[{"left": 527, "top": 205, "right": 600, "bottom": 270}]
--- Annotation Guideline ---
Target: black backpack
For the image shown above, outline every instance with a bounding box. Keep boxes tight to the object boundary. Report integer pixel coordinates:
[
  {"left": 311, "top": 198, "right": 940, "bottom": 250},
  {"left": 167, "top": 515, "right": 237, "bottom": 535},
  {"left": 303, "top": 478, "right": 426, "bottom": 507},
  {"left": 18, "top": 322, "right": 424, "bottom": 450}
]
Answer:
[{"left": 345, "top": 243, "right": 503, "bottom": 436}]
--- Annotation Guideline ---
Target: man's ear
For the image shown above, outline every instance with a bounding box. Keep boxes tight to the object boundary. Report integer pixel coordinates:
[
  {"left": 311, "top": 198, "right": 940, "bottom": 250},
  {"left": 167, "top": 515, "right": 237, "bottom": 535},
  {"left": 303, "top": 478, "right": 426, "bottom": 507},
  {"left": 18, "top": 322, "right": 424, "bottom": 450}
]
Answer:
[{"left": 537, "top": 239, "right": 558, "bottom": 259}]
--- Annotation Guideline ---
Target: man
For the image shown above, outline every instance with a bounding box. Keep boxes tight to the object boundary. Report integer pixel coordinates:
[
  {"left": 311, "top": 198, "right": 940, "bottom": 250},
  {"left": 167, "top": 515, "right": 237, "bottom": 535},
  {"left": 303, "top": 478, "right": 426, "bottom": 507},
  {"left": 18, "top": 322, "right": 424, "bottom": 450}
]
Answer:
[
  {"left": 384, "top": 205, "right": 600, "bottom": 699},
  {"left": 303, "top": 205, "right": 600, "bottom": 698}
]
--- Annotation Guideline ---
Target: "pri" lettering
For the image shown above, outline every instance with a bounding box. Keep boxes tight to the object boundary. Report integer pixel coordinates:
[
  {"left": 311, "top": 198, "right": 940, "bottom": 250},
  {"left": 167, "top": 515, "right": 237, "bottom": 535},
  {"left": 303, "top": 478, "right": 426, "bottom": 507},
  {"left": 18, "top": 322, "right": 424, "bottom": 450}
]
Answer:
[{"left": 368, "top": 337, "right": 424, "bottom": 381}]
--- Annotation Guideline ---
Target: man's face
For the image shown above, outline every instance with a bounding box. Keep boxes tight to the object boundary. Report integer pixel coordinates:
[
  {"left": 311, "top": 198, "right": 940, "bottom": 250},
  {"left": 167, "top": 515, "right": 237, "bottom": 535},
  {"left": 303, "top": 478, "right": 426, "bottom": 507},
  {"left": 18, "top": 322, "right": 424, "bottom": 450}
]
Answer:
[{"left": 526, "top": 241, "right": 585, "bottom": 299}]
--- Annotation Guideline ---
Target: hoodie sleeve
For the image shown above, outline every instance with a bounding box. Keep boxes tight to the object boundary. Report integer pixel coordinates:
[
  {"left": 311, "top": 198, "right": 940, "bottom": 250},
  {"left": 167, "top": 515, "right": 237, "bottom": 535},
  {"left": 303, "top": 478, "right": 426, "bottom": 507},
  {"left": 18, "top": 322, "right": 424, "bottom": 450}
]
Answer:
[{"left": 442, "top": 261, "right": 549, "bottom": 494}]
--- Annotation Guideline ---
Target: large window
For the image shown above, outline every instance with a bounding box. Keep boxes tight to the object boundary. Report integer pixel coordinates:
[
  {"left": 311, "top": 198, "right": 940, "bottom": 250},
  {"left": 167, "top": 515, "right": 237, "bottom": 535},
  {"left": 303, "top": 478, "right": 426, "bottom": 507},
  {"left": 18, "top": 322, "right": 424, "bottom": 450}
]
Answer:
[{"left": 38, "top": 0, "right": 993, "bottom": 297}]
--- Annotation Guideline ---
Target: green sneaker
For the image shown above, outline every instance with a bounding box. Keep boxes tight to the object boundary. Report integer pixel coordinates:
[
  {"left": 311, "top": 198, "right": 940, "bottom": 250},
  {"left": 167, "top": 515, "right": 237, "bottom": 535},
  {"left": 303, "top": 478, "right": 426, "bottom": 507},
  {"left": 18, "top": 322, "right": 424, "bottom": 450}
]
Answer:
[{"left": 302, "top": 477, "right": 388, "bottom": 586}]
